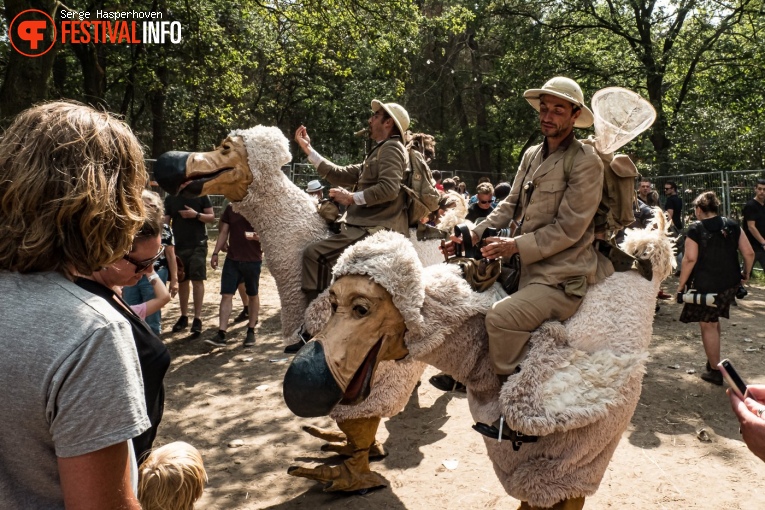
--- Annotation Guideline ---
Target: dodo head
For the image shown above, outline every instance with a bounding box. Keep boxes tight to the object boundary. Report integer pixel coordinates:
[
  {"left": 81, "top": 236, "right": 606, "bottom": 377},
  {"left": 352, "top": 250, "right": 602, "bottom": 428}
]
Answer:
[
  {"left": 283, "top": 231, "right": 426, "bottom": 417},
  {"left": 153, "top": 126, "right": 291, "bottom": 201}
]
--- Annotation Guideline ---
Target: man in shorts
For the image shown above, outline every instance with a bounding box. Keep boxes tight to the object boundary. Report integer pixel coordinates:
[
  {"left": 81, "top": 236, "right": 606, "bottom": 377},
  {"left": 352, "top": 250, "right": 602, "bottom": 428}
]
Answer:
[
  {"left": 164, "top": 194, "right": 215, "bottom": 336},
  {"left": 206, "top": 203, "right": 262, "bottom": 347}
]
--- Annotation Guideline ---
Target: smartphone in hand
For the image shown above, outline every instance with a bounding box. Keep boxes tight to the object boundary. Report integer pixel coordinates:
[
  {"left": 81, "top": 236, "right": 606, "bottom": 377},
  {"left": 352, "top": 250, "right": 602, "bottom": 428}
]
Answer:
[{"left": 718, "top": 359, "right": 748, "bottom": 401}]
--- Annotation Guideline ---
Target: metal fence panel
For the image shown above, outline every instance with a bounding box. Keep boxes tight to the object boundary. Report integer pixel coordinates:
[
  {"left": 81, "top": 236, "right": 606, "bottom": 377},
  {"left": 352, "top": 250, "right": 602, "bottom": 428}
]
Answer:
[
  {"left": 651, "top": 172, "right": 725, "bottom": 227},
  {"left": 146, "top": 159, "right": 763, "bottom": 236},
  {"left": 725, "top": 170, "right": 765, "bottom": 222}
]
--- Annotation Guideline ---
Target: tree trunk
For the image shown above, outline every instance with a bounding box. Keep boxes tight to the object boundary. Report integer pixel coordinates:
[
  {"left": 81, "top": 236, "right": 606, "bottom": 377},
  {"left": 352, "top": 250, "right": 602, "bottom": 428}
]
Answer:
[
  {"left": 149, "top": 65, "right": 168, "bottom": 157},
  {"left": 644, "top": 69, "right": 671, "bottom": 170},
  {"left": 0, "top": 0, "right": 58, "bottom": 125}
]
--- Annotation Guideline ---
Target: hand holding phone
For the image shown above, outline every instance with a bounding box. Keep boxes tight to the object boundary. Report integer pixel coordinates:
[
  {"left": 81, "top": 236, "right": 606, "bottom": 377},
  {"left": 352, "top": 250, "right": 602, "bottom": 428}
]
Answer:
[{"left": 718, "top": 359, "right": 750, "bottom": 401}]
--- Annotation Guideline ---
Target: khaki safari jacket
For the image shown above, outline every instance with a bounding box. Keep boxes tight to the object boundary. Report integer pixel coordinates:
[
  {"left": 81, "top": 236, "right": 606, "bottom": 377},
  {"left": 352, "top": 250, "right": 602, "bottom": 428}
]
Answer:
[
  {"left": 317, "top": 137, "right": 409, "bottom": 236},
  {"left": 473, "top": 138, "right": 613, "bottom": 290}
]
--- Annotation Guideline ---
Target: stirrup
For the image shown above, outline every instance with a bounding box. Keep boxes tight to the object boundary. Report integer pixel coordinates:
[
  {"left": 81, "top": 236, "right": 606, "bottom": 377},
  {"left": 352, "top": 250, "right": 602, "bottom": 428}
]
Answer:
[{"left": 473, "top": 417, "right": 539, "bottom": 451}]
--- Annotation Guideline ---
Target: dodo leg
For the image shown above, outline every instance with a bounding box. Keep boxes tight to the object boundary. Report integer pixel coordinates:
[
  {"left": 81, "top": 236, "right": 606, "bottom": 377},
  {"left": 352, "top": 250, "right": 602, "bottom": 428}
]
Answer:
[
  {"left": 288, "top": 416, "right": 387, "bottom": 492},
  {"left": 302, "top": 419, "right": 387, "bottom": 459}
]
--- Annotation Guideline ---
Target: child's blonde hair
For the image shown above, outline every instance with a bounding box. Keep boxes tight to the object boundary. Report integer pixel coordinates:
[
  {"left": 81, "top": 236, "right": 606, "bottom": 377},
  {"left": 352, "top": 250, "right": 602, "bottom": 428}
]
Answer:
[{"left": 138, "top": 441, "right": 207, "bottom": 510}]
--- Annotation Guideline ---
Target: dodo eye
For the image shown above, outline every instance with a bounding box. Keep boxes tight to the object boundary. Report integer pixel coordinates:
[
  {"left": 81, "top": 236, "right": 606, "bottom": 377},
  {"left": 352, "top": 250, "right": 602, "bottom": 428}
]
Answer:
[{"left": 353, "top": 305, "right": 368, "bottom": 316}]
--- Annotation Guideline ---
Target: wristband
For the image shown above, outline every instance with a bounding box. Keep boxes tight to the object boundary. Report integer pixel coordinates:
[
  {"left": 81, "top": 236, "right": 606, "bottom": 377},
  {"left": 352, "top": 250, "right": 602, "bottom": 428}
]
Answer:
[
  {"left": 212, "top": 252, "right": 219, "bottom": 256},
  {"left": 196, "top": 211, "right": 201, "bottom": 219},
  {"left": 147, "top": 273, "right": 160, "bottom": 283}
]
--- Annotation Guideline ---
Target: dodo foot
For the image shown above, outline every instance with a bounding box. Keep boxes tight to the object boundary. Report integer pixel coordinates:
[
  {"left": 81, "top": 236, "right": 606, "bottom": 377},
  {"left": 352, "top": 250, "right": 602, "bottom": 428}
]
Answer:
[
  {"left": 287, "top": 453, "right": 386, "bottom": 492},
  {"left": 302, "top": 425, "right": 387, "bottom": 459}
]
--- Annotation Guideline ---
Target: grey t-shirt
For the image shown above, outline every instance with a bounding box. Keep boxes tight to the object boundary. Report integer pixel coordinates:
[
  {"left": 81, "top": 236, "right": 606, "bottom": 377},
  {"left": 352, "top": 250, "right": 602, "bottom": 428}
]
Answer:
[{"left": 0, "top": 271, "right": 150, "bottom": 508}]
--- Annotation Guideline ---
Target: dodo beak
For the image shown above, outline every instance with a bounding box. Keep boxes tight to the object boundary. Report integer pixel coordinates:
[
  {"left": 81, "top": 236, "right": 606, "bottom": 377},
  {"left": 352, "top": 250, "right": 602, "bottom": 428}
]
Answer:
[
  {"left": 153, "top": 151, "right": 192, "bottom": 196},
  {"left": 283, "top": 341, "right": 344, "bottom": 417}
]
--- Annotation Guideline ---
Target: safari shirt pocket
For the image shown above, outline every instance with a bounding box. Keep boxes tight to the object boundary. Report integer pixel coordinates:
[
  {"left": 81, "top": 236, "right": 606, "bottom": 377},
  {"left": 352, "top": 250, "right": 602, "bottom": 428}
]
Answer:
[
  {"left": 358, "top": 155, "right": 380, "bottom": 188},
  {"left": 536, "top": 180, "right": 567, "bottom": 215}
]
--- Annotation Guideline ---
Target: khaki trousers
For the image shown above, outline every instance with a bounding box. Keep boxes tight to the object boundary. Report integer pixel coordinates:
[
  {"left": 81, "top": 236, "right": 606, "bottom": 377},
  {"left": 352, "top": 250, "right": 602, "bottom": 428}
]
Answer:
[
  {"left": 486, "top": 283, "right": 582, "bottom": 375},
  {"left": 301, "top": 224, "right": 369, "bottom": 295}
]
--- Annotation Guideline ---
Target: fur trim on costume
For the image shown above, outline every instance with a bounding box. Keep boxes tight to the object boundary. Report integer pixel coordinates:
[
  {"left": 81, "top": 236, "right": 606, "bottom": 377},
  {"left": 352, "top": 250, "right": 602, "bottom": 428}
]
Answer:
[
  {"left": 437, "top": 191, "right": 470, "bottom": 233},
  {"left": 500, "top": 322, "right": 647, "bottom": 436},
  {"left": 620, "top": 211, "right": 675, "bottom": 283}
]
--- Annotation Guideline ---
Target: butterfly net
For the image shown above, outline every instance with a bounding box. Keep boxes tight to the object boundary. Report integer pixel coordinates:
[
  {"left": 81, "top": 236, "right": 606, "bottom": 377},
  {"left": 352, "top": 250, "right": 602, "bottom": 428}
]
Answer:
[{"left": 592, "top": 87, "right": 656, "bottom": 154}]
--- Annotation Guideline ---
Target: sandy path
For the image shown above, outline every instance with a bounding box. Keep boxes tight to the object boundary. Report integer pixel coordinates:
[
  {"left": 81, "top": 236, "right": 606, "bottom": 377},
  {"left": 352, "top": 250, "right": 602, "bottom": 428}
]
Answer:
[{"left": 155, "top": 258, "right": 765, "bottom": 509}]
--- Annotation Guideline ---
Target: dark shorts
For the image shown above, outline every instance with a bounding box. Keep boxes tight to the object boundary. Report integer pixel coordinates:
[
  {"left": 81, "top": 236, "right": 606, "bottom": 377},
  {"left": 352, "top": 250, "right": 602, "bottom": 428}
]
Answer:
[
  {"left": 221, "top": 258, "right": 262, "bottom": 296},
  {"left": 680, "top": 285, "right": 738, "bottom": 323},
  {"left": 176, "top": 245, "right": 208, "bottom": 281}
]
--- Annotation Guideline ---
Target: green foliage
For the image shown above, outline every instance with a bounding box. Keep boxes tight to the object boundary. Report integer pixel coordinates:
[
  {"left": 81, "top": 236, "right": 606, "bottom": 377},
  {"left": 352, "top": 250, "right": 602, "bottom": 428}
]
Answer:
[{"left": 0, "top": 0, "right": 762, "bottom": 174}]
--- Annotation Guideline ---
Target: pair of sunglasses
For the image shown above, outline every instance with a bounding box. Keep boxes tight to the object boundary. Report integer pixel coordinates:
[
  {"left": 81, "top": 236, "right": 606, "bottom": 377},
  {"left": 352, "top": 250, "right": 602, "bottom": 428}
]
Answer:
[{"left": 123, "top": 245, "right": 165, "bottom": 273}]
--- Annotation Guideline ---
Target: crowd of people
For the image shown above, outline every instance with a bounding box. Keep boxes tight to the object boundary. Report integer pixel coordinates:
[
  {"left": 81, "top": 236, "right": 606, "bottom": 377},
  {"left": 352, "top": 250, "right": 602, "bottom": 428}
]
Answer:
[{"left": 2, "top": 86, "right": 765, "bottom": 509}]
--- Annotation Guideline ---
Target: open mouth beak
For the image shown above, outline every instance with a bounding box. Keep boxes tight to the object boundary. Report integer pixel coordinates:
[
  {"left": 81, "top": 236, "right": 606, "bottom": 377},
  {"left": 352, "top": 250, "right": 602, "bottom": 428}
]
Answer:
[
  {"left": 178, "top": 167, "right": 235, "bottom": 197},
  {"left": 282, "top": 337, "right": 384, "bottom": 417},
  {"left": 153, "top": 150, "right": 234, "bottom": 197},
  {"left": 153, "top": 151, "right": 190, "bottom": 196},
  {"left": 340, "top": 337, "right": 382, "bottom": 405}
]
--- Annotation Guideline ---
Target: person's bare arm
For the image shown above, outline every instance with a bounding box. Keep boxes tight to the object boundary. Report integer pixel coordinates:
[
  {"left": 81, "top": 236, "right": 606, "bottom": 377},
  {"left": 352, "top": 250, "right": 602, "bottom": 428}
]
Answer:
[
  {"left": 211, "top": 222, "right": 230, "bottom": 270},
  {"left": 198, "top": 206, "right": 216, "bottom": 224},
  {"left": 165, "top": 245, "right": 178, "bottom": 297},
  {"left": 729, "top": 385, "right": 765, "bottom": 462},
  {"left": 142, "top": 271, "right": 171, "bottom": 316},
  {"left": 739, "top": 228, "right": 755, "bottom": 279},
  {"left": 676, "top": 237, "right": 698, "bottom": 292},
  {"left": 58, "top": 441, "right": 141, "bottom": 510},
  {"left": 747, "top": 220, "right": 765, "bottom": 246}
]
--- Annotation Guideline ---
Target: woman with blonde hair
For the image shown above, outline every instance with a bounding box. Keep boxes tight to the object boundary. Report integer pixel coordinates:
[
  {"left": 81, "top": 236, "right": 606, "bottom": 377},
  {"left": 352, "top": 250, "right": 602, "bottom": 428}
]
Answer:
[
  {"left": 676, "top": 191, "right": 754, "bottom": 385},
  {"left": 0, "top": 102, "right": 150, "bottom": 509}
]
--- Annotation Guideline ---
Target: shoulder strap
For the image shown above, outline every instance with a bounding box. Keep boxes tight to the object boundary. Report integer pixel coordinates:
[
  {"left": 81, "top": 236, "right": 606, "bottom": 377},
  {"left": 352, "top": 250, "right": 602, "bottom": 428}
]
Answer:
[
  {"left": 562, "top": 138, "right": 583, "bottom": 182},
  {"left": 514, "top": 144, "right": 544, "bottom": 223}
]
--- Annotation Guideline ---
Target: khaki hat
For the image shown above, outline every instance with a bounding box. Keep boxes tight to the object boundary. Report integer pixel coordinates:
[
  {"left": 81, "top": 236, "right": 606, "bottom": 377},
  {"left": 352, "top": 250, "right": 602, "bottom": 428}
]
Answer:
[
  {"left": 306, "top": 180, "right": 324, "bottom": 193},
  {"left": 371, "top": 100, "right": 410, "bottom": 137},
  {"left": 523, "top": 77, "right": 594, "bottom": 128}
]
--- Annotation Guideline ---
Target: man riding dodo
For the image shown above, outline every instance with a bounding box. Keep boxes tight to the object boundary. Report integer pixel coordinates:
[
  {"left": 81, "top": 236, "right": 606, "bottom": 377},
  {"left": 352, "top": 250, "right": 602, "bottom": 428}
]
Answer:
[
  {"left": 442, "top": 77, "right": 614, "bottom": 443},
  {"left": 290, "top": 101, "right": 411, "bottom": 353}
]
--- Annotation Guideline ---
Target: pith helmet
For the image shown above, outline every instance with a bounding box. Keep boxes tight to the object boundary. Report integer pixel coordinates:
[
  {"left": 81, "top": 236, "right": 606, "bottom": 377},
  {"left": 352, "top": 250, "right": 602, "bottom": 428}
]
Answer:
[
  {"left": 371, "top": 100, "right": 410, "bottom": 136},
  {"left": 523, "top": 77, "right": 594, "bottom": 128}
]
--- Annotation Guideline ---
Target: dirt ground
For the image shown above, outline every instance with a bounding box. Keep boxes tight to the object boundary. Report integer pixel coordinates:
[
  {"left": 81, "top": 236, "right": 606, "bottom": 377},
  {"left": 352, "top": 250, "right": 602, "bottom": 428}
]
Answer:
[{"left": 155, "top": 253, "right": 765, "bottom": 510}]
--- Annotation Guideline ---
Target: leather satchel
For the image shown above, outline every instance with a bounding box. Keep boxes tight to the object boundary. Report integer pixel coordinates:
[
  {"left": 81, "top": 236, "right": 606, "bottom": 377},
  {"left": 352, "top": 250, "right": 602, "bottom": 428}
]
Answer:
[{"left": 442, "top": 224, "right": 502, "bottom": 293}]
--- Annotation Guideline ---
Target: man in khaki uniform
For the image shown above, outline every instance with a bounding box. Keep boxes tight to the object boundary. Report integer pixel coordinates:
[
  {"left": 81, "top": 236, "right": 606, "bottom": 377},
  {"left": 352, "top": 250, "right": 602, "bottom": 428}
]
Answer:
[
  {"left": 294, "top": 100, "right": 410, "bottom": 303},
  {"left": 445, "top": 77, "right": 613, "bottom": 441}
]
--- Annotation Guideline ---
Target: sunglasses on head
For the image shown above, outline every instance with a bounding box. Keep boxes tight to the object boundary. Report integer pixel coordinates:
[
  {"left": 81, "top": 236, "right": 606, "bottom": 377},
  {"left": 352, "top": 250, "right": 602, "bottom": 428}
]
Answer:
[{"left": 123, "top": 245, "right": 165, "bottom": 273}]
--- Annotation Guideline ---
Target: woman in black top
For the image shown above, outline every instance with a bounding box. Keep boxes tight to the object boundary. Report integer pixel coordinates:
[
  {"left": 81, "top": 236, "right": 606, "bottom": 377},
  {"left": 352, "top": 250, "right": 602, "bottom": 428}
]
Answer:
[
  {"left": 76, "top": 202, "right": 171, "bottom": 462},
  {"left": 676, "top": 191, "right": 754, "bottom": 385}
]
